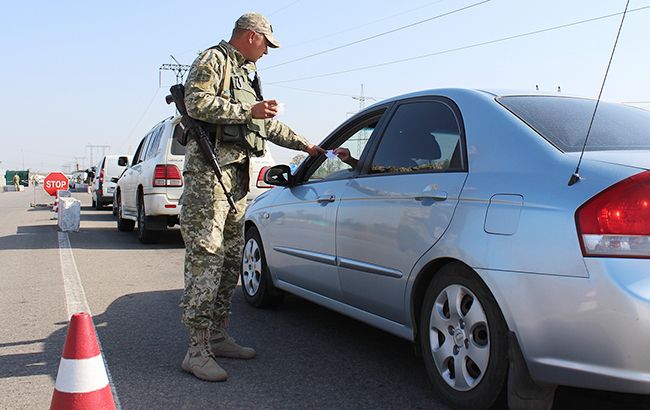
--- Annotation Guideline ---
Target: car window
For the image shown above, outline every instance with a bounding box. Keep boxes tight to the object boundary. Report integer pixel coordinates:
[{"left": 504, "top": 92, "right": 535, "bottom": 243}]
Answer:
[
  {"left": 132, "top": 135, "right": 149, "bottom": 165},
  {"left": 369, "top": 101, "right": 462, "bottom": 174},
  {"left": 307, "top": 121, "right": 377, "bottom": 182},
  {"left": 143, "top": 126, "right": 163, "bottom": 160},
  {"left": 498, "top": 96, "right": 650, "bottom": 152},
  {"left": 170, "top": 124, "right": 187, "bottom": 156}
]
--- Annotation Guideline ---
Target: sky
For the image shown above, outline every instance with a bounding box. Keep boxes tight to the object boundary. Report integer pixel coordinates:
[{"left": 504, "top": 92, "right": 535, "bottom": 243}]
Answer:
[{"left": 1, "top": 0, "right": 649, "bottom": 173}]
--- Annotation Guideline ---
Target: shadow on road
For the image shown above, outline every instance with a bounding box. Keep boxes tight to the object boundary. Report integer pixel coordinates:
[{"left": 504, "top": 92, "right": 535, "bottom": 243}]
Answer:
[{"left": 1, "top": 287, "right": 648, "bottom": 409}]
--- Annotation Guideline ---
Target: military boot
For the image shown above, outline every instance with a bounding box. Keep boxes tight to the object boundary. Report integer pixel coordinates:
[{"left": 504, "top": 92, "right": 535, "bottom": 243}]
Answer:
[
  {"left": 181, "top": 328, "right": 228, "bottom": 382},
  {"left": 209, "top": 328, "right": 256, "bottom": 359}
]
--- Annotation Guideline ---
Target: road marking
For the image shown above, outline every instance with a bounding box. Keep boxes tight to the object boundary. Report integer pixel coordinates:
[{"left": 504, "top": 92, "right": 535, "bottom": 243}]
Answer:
[{"left": 58, "top": 231, "right": 122, "bottom": 409}]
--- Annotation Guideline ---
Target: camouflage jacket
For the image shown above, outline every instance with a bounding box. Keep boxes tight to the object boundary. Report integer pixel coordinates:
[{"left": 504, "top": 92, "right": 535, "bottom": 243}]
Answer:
[{"left": 184, "top": 40, "right": 309, "bottom": 171}]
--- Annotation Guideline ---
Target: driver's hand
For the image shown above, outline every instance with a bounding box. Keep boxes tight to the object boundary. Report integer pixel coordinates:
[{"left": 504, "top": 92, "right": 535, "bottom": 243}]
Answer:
[{"left": 333, "top": 147, "right": 351, "bottom": 161}]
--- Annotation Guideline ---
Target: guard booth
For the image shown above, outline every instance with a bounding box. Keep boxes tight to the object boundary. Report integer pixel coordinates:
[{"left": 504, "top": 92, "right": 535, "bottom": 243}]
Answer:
[{"left": 5, "top": 170, "right": 30, "bottom": 189}]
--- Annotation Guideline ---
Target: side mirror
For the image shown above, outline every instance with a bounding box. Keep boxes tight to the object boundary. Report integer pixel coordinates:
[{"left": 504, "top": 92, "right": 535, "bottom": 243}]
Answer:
[
  {"left": 110, "top": 177, "right": 119, "bottom": 183},
  {"left": 263, "top": 165, "right": 293, "bottom": 187},
  {"left": 118, "top": 156, "right": 129, "bottom": 167}
]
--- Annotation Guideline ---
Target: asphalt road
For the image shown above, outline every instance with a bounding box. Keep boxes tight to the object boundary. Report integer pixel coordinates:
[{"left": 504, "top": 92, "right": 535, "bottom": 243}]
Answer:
[{"left": 1, "top": 186, "right": 649, "bottom": 409}]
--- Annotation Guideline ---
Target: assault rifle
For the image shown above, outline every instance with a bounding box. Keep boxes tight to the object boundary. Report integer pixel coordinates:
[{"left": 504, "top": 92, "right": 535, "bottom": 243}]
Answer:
[{"left": 165, "top": 84, "right": 237, "bottom": 213}]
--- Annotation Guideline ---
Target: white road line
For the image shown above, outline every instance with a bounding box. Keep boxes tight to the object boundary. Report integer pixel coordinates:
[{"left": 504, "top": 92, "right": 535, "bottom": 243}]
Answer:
[{"left": 58, "top": 232, "right": 122, "bottom": 409}]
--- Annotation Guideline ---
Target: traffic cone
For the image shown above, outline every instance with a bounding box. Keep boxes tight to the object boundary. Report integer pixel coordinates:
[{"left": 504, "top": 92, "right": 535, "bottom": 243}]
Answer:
[{"left": 50, "top": 312, "right": 116, "bottom": 410}]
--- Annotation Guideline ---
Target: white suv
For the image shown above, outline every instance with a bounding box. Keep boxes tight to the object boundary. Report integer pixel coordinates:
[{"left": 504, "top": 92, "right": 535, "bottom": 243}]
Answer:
[
  {"left": 116, "top": 116, "right": 185, "bottom": 243},
  {"left": 116, "top": 115, "right": 275, "bottom": 243}
]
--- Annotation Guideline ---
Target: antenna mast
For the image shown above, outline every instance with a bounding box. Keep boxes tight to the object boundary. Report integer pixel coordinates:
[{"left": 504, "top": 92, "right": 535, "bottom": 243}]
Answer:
[{"left": 568, "top": 0, "right": 630, "bottom": 186}]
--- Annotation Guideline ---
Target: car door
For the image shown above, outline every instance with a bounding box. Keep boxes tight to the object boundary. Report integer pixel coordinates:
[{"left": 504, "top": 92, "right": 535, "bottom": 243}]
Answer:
[
  {"left": 264, "top": 109, "right": 388, "bottom": 301},
  {"left": 122, "top": 135, "right": 150, "bottom": 214},
  {"left": 335, "top": 98, "right": 468, "bottom": 323}
]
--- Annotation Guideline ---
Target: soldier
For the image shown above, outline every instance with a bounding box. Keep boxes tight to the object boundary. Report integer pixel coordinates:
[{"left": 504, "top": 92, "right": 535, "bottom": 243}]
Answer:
[
  {"left": 13, "top": 174, "right": 20, "bottom": 191},
  {"left": 180, "top": 12, "right": 324, "bottom": 382}
]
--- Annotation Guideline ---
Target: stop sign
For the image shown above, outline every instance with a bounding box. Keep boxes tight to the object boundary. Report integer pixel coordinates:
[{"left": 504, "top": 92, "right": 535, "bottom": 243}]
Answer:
[{"left": 44, "top": 172, "right": 69, "bottom": 196}]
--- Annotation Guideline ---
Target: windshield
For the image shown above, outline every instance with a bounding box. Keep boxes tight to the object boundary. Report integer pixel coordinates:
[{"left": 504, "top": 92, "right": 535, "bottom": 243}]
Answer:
[{"left": 498, "top": 96, "right": 650, "bottom": 152}]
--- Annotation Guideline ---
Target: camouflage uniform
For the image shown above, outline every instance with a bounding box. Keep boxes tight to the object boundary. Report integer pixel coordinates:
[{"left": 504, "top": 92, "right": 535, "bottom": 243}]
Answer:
[{"left": 180, "top": 40, "right": 309, "bottom": 333}]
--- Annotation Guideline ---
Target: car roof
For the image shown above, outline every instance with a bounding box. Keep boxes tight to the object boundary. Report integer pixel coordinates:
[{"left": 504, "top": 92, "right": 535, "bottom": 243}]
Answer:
[{"left": 364, "top": 87, "right": 598, "bottom": 110}]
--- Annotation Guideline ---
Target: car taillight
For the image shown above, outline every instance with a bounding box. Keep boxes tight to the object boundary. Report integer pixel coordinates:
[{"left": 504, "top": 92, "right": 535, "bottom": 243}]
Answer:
[
  {"left": 576, "top": 170, "right": 650, "bottom": 258},
  {"left": 99, "top": 168, "right": 104, "bottom": 183},
  {"left": 256, "top": 166, "right": 272, "bottom": 189},
  {"left": 153, "top": 164, "right": 183, "bottom": 187}
]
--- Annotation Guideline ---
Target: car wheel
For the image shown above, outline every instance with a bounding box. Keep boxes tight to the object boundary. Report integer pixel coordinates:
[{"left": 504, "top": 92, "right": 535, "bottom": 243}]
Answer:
[
  {"left": 95, "top": 193, "right": 103, "bottom": 210},
  {"left": 241, "top": 226, "right": 283, "bottom": 308},
  {"left": 112, "top": 195, "right": 118, "bottom": 216},
  {"left": 116, "top": 192, "right": 135, "bottom": 232},
  {"left": 137, "top": 193, "right": 157, "bottom": 244},
  {"left": 419, "top": 263, "right": 508, "bottom": 410}
]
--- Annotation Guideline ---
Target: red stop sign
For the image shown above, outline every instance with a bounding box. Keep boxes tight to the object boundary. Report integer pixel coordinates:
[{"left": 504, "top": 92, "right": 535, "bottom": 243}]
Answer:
[{"left": 44, "top": 172, "right": 69, "bottom": 196}]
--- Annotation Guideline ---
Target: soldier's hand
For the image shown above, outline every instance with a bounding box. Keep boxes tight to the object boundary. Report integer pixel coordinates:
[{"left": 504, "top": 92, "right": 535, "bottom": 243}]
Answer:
[
  {"left": 252, "top": 100, "right": 279, "bottom": 119},
  {"left": 305, "top": 144, "right": 326, "bottom": 157}
]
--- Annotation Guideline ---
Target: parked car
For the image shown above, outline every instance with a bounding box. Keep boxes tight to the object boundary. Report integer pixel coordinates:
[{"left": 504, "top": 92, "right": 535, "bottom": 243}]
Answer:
[
  {"left": 115, "top": 116, "right": 185, "bottom": 243},
  {"left": 91, "top": 155, "right": 130, "bottom": 209},
  {"left": 241, "top": 88, "right": 650, "bottom": 409},
  {"left": 247, "top": 149, "right": 276, "bottom": 202},
  {"left": 116, "top": 115, "right": 276, "bottom": 243}
]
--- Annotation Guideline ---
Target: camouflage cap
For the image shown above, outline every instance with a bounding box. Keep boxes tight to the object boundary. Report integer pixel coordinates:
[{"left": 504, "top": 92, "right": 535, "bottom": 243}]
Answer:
[{"left": 235, "top": 12, "right": 280, "bottom": 48}]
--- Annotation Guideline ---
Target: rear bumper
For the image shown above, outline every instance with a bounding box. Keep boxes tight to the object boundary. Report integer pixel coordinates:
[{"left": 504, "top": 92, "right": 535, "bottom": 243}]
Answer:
[
  {"left": 478, "top": 259, "right": 650, "bottom": 394},
  {"left": 143, "top": 193, "right": 180, "bottom": 216}
]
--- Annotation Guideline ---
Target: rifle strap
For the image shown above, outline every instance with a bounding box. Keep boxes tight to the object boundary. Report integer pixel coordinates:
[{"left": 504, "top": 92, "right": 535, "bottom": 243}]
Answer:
[{"left": 215, "top": 49, "right": 232, "bottom": 144}]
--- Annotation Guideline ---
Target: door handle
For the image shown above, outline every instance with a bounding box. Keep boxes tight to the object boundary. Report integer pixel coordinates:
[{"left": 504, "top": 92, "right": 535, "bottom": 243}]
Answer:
[
  {"left": 414, "top": 191, "right": 447, "bottom": 201},
  {"left": 316, "top": 194, "right": 336, "bottom": 203}
]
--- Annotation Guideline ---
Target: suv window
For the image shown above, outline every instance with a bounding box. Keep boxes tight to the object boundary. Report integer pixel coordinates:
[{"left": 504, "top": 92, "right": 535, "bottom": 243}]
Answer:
[
  {"left": 498, "top": 96, "right": 650, "bottom": 152},
  {"left": 369, "top": 101, "right": 462, "bottom": 174},
  {"left": 143, "top": 126, "right": 163, "bottom": 160},
  {"left": 171, "top": 124, "right": 187, "bottom": 156},
  {"left": 132, "top": 135, "right": 149, "bottom": 165}
]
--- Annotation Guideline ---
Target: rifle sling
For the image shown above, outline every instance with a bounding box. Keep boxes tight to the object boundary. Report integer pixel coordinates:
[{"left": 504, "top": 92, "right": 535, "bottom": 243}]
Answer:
[{"left": 214, "top": 51, "right": 232, "bottom": 144}]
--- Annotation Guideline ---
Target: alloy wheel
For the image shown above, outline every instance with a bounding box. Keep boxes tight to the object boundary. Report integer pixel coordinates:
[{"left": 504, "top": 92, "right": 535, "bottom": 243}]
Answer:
[
  {"left": 429, "top": 284, "right": 490, "bottom": 391},
  {"left": 242, "top": 238, "right": 262, "bottom": 296}
]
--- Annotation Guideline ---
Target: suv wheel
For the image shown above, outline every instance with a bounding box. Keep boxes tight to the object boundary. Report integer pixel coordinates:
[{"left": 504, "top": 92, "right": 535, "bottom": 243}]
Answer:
[
  {"left": 95, "top": 193, "right": 104, "bottom": 210},
  {"left": 420, "top": 263, "right": 508, "bottom": 410},
  {"left": 116, "top": 192, "right": 135, "bottom": 232},
  {"left": 137, "top": 193, "right": 157, "bottom": 244},
  {"left": 241, "top": 226, "right": 283, "bottom": 308}
]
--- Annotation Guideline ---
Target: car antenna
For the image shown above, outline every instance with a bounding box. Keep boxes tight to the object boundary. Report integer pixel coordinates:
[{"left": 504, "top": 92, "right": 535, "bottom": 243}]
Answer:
[{"left": 568, "top": 0, "right": 631, "bottom": 186}]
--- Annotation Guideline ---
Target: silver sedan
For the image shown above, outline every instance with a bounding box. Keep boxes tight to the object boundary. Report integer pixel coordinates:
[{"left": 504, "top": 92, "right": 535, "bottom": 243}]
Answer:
[{"left": 241, "top": 89, "right": 650, "bottom": 409}]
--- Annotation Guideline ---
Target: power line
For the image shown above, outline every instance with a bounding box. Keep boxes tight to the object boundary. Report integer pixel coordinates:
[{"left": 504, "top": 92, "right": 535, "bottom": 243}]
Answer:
[
  {"left": 268, "top": 83, "right": 382, "bottom": 99},
  {"left": 267, "top": 5, "right": 650, "bottom": 85},
  {"left": 262, "top": 0, "right": 491, "bottom": 71},
  {"left": 268, "top": 0, "right": 302, "bottom": 17},
  {"left": 283, "top": 0, "right": 447, "bottom": 49},
  {"left": 118, "top": 87, "right": 162, "bottom": 151}
]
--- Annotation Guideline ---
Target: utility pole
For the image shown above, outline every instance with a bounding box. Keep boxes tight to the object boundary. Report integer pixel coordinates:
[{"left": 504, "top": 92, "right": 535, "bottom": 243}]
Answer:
[
  {"left": 159, "top": 55, "right": 190, "bottom": 87},
  {"left": 350, "top": 84, "right": 376, "bottom": 155},
  {"left": 72, "top": 157, "right": 86, "bottom": 171},
  {"left": 86, "top": 145, "right": 110, "bottom": 167},
  {"left": 351, "top": 84, "right": 374, "bottom": 111}
]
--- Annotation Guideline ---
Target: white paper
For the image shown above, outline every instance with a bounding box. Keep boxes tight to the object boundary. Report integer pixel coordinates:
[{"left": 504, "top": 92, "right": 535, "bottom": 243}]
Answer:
[
  {"left": 275, "top": 103, "right": 286, "bottom": 116},
  {"left": 325, "top": 149, "right": 337, "bottom": 159}
]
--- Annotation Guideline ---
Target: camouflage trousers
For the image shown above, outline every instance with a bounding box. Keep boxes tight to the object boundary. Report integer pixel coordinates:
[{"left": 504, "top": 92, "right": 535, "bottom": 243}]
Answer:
[{"left": 179, "top": 161, "right": 249, "bottom": 330}]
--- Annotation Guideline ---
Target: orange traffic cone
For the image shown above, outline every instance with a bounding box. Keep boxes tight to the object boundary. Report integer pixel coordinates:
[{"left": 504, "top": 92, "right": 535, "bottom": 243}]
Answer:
[{"left": 50, "top": 312, "right": 116, "bottom": 410}]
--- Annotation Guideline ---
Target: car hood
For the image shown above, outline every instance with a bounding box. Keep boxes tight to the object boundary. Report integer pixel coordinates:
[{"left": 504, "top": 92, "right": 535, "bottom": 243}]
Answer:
[{"left": 567, "top": 150, "right": 650, "bottom": 171}]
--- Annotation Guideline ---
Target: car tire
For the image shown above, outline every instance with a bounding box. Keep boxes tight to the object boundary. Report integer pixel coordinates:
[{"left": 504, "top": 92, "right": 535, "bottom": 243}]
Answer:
[
  {"left": 137, "top": 193, "right": 157, "bottom": 244},
  {"left": 241, "top": 226, "right": 283, "bottom": 308},
  {"left": 419, "top": 263, "right": 508, "bottom": 410},
  {"left": 91, "top": 195, "right": 96, "bottom": 208},
  {"left": 95, "top": 193, "right": 104, "bottom": 210},
  {"left": 116, "top": 192, "right": 135, "bottom": 232}
]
